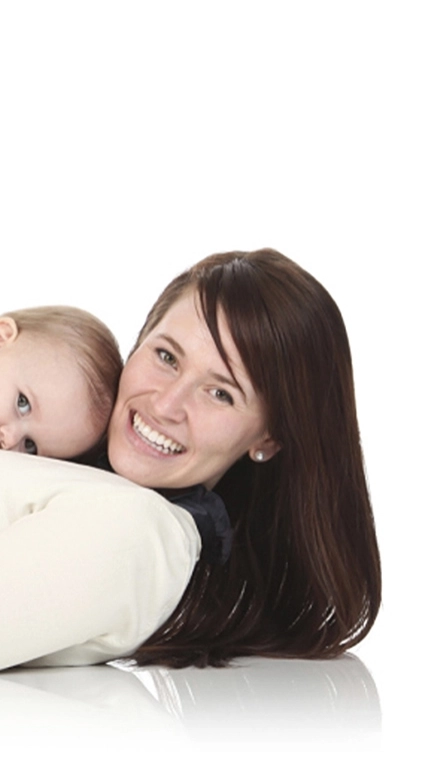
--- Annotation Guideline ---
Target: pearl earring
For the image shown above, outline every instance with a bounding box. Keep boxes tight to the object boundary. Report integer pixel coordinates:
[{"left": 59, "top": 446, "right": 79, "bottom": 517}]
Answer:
[{"left": 254, "top": 450, "right": 265, "bottom": 462}]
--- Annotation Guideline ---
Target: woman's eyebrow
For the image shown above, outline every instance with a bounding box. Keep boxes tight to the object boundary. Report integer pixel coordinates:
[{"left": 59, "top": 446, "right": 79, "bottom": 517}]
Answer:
[{"left": 156, "top": 333, "right": 185, "bottom": 357}]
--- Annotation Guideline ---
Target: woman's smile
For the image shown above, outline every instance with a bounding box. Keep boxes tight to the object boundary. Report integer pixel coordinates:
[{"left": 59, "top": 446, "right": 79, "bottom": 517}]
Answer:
[
  {"left": 107, "top": 290, "right": 276, "bottom": 490},
  {"left": 131, "top": 411, "right": 185, "bottom": 455}
]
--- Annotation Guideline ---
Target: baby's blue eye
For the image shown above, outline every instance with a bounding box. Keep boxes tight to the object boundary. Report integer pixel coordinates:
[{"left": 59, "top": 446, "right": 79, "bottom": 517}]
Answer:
[
  {"left": 24, "top": 438, "right": 37, "bottom": 455},
  {"left": 17, "top": 393, "right": 31, "bottom": 415}
]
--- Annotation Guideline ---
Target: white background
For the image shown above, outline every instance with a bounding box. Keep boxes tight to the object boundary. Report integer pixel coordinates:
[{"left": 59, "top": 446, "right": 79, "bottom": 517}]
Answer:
[{"left": 1, "top": 1, "right": 431, "bottom": 763}]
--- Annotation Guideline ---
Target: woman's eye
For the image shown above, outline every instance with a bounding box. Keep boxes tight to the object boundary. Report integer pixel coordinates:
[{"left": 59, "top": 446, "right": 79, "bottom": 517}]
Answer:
[
  {"left": 17, "top": 393, "right": 31, "bottom": 415},
  {"left": 24, "top": 438, "right": 37, "bottom": 455},
  {"left": 211, "top": 388, "right": 234, "bottom": 405},
  {"left": 157, "top": 349, "right": 177, "bottom": 367}
]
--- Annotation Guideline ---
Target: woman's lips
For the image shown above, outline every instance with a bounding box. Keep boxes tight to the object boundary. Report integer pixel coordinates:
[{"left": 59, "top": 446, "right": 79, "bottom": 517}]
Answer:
[{"left": 131, "top": 411, "right": 185, "bottom": 455}]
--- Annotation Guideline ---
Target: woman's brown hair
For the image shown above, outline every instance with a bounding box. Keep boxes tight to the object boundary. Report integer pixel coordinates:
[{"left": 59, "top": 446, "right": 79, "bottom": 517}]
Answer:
[{"left": 130, "top": 249, "right": 381, "bottom": 667}]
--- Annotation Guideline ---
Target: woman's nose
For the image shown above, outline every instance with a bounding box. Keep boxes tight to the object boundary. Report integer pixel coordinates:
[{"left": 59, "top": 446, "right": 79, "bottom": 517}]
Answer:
[{"left": 150, "top": 380, "right": 190, "bottom": 422}]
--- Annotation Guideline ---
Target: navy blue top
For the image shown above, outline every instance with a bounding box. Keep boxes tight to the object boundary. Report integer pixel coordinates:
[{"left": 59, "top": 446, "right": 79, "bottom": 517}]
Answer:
[{"left": 161, "top": 485, "right": 232, "bottom": 565}]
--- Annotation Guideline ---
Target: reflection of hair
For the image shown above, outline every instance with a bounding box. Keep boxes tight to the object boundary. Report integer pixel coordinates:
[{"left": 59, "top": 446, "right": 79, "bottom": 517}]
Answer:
[
  {"left": 132, "top": 249, "right": 381, "bottom": 666},
  {"left": 6, "top": 306, "right": 123, "bottom": 445},
  {"left": 144, "top": 654, "right": 381, "bottom": 733}
]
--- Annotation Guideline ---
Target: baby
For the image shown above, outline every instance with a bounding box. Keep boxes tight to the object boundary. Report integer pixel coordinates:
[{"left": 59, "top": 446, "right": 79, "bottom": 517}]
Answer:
[{"left": 0, "top": 306, "right": 123, "bottom": 460}]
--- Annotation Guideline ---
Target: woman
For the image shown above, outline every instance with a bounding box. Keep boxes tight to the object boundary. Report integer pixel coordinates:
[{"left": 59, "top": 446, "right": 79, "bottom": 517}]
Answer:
[{"left": 0, "top": 249, "right": 381, "bottom": 670}]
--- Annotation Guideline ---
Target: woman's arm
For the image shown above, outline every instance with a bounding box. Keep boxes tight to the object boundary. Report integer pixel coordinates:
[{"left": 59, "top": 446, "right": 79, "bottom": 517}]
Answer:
[{"left": 0, "top": 453, "right": 200, "bottom": 670}]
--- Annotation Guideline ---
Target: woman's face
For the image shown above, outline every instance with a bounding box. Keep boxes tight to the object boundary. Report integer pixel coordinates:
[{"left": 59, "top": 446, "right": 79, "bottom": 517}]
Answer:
[{"left": 108, "top": 291, "right": 277, "bottom": 489}]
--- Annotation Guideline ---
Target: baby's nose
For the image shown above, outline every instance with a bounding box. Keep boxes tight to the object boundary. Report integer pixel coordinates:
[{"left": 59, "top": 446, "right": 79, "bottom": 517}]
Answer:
[{"left": 0, "top": 424, "right": 22, "bottom": 451}]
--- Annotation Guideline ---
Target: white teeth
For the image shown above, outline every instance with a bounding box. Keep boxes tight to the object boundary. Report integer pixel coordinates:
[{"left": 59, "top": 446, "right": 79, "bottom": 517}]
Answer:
[{"left": 132, "top": 413, "right": 184, "bottom": 454}]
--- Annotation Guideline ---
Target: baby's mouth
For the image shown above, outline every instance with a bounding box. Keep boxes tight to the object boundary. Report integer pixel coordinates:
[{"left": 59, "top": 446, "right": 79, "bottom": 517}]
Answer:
[{"left": 132, "top": 412, "right": 185, "bottom": 455}]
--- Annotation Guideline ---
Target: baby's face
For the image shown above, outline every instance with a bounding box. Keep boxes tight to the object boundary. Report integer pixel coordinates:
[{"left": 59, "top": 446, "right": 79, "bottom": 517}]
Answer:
[{"left": 0, "top": 331, "right": 101, "bottom": 458}]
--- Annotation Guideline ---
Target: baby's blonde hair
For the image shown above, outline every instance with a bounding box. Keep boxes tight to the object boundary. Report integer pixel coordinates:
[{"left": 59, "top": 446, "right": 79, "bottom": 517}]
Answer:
[{"left": 5, "top": 306, "right": 123, "bottom": 454}]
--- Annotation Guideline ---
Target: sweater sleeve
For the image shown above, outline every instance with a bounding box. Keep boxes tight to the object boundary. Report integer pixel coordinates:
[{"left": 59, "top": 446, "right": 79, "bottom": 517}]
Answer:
[{"left": 0, "top": 453, "right": 200, "bottom": 670}]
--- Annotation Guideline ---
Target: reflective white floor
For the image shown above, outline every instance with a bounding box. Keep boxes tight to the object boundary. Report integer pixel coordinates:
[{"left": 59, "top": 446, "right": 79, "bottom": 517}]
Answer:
[
  {"left": 2, "top": 608, "right": 431, "bottom": 767},
  {"left": 1, "top": 654, "right": 381, "bottom": 765}
]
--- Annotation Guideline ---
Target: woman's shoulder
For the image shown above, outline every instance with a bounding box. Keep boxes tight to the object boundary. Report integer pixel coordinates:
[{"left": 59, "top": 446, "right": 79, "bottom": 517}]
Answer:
[
  {"left": 0, "top": 452, "right": 202, "bottom": 670},
  {"left": 0, "top": 453, "right": 200, "bottom": 552}
]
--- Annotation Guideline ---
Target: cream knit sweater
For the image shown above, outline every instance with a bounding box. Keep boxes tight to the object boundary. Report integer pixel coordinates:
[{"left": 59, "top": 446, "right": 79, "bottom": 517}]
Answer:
[{"left": 0, "top": 452, "right": 200, "bottom": 670}]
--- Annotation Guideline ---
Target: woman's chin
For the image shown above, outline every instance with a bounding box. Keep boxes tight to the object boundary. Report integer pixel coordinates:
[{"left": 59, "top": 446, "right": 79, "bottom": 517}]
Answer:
[{"left": 107, "top": 439, "right": 184, "bottom": 489}]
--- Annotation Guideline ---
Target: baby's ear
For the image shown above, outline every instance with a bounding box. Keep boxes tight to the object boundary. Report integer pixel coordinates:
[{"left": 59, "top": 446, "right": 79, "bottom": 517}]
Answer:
[{"left": 0, "top": 317, "right": 19, "bottom": 346}]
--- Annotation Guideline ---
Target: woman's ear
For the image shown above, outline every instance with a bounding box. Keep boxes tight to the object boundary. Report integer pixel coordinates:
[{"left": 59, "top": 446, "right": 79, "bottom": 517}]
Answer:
[
  {"left": 0, "top": 317, "right": 19, "bottom": 346},
  {"left": 249, "top": 436, "right": 281, "bottom": 463}
]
